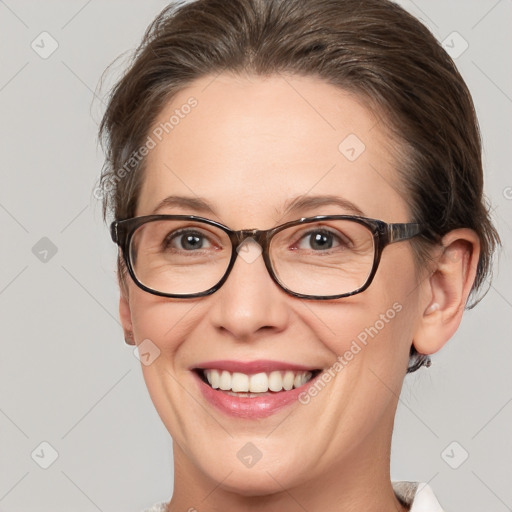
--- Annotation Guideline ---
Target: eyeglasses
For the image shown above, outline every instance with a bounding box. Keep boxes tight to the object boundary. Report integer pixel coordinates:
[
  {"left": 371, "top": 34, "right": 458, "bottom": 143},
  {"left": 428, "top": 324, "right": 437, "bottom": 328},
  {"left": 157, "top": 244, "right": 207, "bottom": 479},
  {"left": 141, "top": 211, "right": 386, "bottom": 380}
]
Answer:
[{"left": 110, "top": 214, "right": 424, "bottom": 300}]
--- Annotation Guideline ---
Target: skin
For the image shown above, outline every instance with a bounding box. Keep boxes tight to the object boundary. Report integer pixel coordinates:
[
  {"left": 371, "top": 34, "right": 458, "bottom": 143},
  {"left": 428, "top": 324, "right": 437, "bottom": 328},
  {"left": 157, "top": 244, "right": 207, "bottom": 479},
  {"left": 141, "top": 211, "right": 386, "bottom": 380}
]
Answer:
[{"left": 118, "top": 73, "right": 480, "bottom": 511}]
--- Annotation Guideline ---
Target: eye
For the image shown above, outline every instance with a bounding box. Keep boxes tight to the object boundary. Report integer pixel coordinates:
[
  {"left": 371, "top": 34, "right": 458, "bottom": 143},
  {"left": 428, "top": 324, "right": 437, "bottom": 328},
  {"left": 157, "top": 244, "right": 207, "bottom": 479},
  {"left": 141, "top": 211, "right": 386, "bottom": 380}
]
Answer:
[
  {"left": 296, "top": 228, "right": 349, "bottom": 251},
  {"left": 164, "top": 229, "right": 213, "bottom": 251}
]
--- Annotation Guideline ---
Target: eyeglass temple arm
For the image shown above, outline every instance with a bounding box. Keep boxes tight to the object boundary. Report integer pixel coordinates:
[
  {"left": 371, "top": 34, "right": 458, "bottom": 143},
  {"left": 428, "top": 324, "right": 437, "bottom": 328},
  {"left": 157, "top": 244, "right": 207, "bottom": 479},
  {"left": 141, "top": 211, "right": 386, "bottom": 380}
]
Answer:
[
  {"left": 387, "top": 223, "right": 424, "bottom": 243},
  {"left": 110, "top": 221, "right": 122, "bottom": 244}
]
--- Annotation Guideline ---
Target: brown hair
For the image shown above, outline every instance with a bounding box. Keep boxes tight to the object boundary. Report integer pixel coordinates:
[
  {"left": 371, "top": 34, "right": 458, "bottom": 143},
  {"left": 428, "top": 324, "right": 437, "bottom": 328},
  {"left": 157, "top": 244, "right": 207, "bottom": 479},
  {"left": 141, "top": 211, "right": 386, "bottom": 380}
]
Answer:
[{"left": 98, "top": 0, "right": 499, "bottom": 372}]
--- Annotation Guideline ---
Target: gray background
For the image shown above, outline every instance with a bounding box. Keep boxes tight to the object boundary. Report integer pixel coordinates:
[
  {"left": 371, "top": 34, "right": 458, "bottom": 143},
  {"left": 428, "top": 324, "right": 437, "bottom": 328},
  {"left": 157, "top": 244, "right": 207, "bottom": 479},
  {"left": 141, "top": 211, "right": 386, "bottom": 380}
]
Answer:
[{"left": 0, "top": 1, "right": 511, "bottom": 511}]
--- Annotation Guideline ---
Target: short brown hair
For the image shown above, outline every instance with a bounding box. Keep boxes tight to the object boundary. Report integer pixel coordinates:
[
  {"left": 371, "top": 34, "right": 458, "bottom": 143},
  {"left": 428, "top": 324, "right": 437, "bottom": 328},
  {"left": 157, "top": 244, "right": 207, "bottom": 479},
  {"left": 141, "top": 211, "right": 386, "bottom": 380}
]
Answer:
[{"left": 98, "top": 0, "right": 499, "bottom": 371}]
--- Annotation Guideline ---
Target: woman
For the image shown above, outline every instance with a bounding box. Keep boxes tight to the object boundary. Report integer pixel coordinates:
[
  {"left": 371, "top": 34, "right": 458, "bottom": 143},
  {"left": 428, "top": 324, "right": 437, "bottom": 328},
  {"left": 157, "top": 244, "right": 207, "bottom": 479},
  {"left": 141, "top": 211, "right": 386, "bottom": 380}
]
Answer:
[{"left": 98, "top": 0, "right": 499, "bottom": 510}]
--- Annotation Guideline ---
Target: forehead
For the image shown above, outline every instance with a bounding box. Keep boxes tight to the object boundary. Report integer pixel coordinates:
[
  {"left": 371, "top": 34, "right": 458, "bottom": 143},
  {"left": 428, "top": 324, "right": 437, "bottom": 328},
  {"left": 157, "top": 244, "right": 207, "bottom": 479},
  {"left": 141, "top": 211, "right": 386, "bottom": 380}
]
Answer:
[{"left": 138, "top": 73, "right": 409, "bottom": 225}]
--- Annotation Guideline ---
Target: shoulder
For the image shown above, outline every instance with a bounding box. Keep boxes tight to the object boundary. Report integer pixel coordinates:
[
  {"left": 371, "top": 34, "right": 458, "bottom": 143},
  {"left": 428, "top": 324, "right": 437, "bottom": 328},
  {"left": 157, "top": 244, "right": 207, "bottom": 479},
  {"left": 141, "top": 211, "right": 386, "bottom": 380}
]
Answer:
[{"left": 392, "top": 481, "right": 445, "bottom": 511}]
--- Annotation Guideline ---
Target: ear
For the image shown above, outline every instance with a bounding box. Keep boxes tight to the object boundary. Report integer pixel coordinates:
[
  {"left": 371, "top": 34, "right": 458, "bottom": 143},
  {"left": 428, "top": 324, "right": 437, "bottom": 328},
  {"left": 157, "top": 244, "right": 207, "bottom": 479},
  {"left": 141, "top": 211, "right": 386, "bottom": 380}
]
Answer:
[
  {"left": 412, "top": 228, "right": 480, "bottom": 355},
  {"left": 118, "top": 273, "right": 135, "bottom": 346}
]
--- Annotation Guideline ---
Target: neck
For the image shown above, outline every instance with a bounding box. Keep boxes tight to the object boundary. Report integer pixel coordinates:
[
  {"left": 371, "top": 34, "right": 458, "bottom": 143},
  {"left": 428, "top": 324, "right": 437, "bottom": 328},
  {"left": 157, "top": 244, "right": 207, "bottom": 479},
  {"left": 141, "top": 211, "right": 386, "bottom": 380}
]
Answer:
[{"left": 167, "top": 414, "right": 407, "bottom": 512}]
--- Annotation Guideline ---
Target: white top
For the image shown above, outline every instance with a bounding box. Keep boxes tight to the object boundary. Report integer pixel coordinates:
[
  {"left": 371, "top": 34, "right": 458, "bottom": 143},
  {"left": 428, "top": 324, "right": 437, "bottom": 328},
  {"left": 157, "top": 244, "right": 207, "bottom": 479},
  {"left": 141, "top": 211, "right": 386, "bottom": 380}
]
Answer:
[
  {"left": 394, "top": 482, "right": 445, "bottom": 511},
  {"left": 141, "top": 481, "right": 444, "bottom": 511}
]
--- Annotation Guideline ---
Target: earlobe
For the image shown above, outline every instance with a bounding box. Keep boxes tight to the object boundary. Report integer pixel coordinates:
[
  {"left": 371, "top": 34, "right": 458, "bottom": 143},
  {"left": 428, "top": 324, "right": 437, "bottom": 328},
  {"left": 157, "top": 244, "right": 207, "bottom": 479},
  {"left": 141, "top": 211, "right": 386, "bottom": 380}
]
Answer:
[{"left": 412, "top": 229, "right": 480, "bottom": 355}]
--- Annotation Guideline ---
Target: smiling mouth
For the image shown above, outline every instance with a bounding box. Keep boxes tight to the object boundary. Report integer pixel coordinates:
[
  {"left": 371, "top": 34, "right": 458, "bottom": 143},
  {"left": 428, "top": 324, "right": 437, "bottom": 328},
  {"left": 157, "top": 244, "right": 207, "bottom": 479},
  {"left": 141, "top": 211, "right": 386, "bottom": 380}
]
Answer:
[{"left": 194, "top": 368, "right": 322, "bottom": 396}]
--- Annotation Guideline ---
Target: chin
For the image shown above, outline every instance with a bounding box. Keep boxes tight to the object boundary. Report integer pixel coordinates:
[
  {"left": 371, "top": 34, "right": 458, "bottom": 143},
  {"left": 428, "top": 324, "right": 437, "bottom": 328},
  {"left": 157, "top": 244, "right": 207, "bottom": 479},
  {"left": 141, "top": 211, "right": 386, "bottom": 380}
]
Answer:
[
  {"left": 215, "top": 471, "right": 291, "bottom": 497},
  {"left": 199, "top": 453, "right": 308, "bottom": 497}
]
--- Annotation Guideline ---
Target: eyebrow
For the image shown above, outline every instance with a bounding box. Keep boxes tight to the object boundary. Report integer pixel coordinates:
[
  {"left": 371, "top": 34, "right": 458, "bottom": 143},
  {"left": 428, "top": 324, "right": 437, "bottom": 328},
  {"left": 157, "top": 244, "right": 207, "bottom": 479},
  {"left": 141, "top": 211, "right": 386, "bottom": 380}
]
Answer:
[
  {"left": 282, "top": 195, "right": 366, "bottom": 217},
  {"left": 151, "top": 194, "right": 365, "bottom": 218},
  {"left": 151, "top": 196, "right": 217, "bottom": 216}
]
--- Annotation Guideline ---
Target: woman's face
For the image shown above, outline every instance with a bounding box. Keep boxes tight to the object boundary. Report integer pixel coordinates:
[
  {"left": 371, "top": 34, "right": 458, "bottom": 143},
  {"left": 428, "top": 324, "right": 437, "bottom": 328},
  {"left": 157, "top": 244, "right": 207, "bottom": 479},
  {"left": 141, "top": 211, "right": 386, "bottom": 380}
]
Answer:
[{"left": 122, "top": 73, "right": 428, "bottom": 495}]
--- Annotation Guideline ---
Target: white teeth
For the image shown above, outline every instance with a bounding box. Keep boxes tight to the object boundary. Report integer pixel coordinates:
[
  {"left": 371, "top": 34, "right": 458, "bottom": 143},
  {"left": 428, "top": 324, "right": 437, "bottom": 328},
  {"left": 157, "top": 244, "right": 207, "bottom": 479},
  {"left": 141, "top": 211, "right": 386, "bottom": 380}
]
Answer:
[
  {"left": 268, "top": 371, "right": 283, "bottom": 392},
  {"left": 209, "top": 369, "right": 220, "bottom": 389},
  {"left": 219, "top": 370, "right": 231, "bottom": 390},
  {"left": 283, "top": 371, "right": 294, "bottom": 391},
  {"left": 249, "top": 372, "right": 268, "bottom": 393},
  {"left": 203, "top": 369, "right": 314, "bottom": 393},
  {"left": 231, "top": 372, "right": 249, "bottom": 392}
]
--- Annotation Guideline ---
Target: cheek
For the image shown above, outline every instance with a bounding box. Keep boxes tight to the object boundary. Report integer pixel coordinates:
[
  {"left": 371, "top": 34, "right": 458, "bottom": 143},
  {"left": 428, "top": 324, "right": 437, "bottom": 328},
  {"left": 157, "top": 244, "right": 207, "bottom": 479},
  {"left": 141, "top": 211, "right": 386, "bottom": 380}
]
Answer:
[
  {"left": 130, "top": 287, "right": 187, "bottom": 333},
  {"left": 128, "top": 288, "right": 202, "bottom": 368},
  {"left": 303, "top": 299, "right": 411, "bottom": 373},
  {"left": 303, "top": 248, "right": 420, "bottom": 372},
  {"left": 127, "top": 291, "right": 204, "bottom": 429},
  {"left": 352, "top": 251, "right": 421, "bottom": 374}
]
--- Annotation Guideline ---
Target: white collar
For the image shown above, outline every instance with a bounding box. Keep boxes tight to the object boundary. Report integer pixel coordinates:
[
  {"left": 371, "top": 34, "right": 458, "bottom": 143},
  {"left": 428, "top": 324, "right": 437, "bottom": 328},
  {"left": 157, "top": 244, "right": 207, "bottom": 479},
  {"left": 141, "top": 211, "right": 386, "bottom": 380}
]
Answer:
[
  {"left": 410, "top": 482, "right": 444, "bottom": 511},
  {"left": 393, "top": 481, "right": 445, "bottom": 511}
]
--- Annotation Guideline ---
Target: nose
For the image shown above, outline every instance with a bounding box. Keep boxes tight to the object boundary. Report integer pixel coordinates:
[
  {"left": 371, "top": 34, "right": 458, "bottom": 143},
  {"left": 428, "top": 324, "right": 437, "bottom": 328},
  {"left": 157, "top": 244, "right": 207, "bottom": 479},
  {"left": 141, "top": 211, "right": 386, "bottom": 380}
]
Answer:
[{"left": 208, "top": 239, "right": 290, "bottom": 341}]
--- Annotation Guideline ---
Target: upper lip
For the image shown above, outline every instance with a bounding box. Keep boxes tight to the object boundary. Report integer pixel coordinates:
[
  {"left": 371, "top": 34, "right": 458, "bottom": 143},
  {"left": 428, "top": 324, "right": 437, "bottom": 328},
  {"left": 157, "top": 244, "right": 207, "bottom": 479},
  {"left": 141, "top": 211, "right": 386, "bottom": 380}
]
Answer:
[{"left": 192, "top": 360, "right": 320, "bottom": 374}]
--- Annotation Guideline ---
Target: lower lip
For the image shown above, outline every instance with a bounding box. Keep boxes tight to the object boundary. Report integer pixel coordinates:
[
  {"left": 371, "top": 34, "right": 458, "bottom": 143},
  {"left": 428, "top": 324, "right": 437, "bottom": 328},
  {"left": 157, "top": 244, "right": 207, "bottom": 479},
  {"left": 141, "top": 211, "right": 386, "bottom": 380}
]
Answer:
[{"left": 193, "top": 371, "right": 319, "bottom": 419}]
